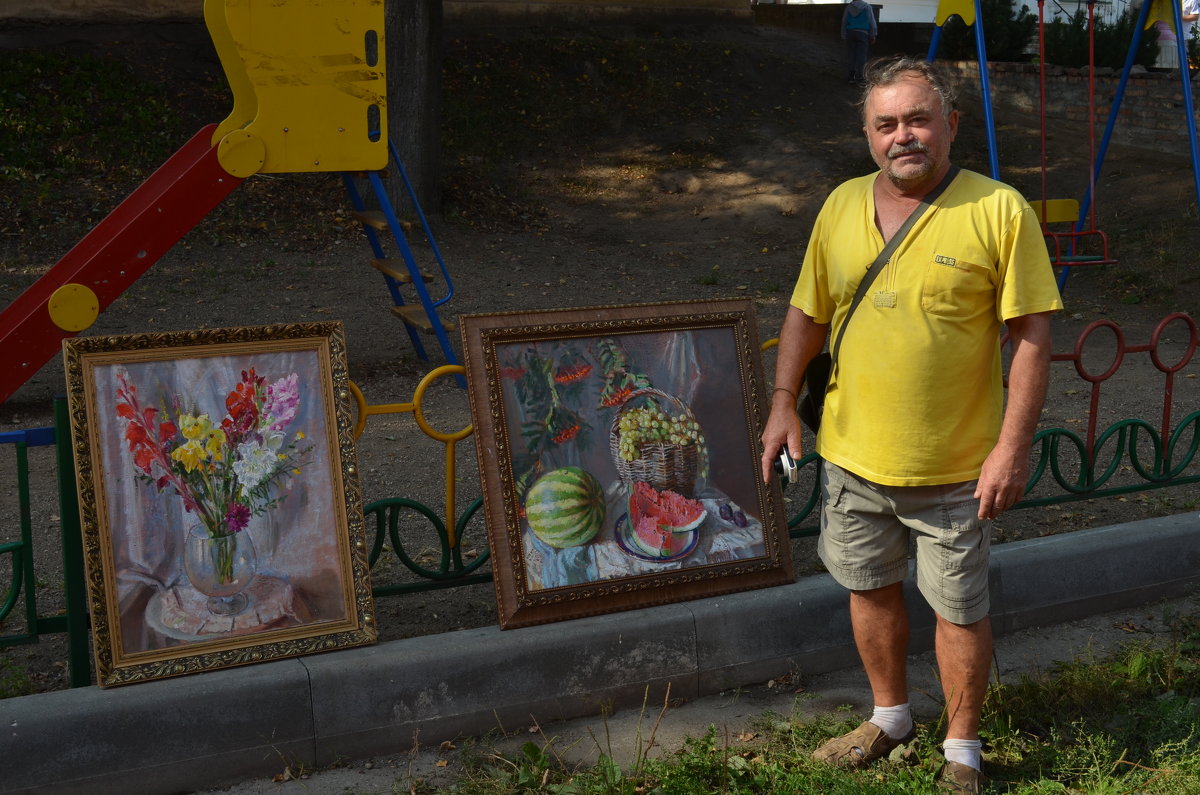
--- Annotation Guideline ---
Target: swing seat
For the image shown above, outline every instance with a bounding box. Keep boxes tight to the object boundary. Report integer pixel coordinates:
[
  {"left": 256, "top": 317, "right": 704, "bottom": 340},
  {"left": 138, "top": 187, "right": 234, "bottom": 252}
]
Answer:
[
  {"left": 1031, "top": 198, "right": 1079, "bottom": 224},
  {"left": 1032, "top": 198, "right": 1116, "bottom": 266}
]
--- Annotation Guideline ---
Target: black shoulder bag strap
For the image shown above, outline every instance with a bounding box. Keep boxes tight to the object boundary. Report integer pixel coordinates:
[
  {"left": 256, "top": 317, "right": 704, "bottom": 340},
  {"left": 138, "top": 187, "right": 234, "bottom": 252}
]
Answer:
[{"left": 799, "top": 165, "right": 960, "bottom": 432}]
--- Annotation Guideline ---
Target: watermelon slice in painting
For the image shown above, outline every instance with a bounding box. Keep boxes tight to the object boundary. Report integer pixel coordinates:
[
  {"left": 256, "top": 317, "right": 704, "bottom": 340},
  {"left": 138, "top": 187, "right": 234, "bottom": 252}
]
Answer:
[
  {"left": 629, "top": 480, "right": 707, "bottom": 534},
  {"left": 629, "top": 512, "right": 675, "bottom": 557},
  {"left": 614, "top": 512, "right": 700, "bottom": 562}
]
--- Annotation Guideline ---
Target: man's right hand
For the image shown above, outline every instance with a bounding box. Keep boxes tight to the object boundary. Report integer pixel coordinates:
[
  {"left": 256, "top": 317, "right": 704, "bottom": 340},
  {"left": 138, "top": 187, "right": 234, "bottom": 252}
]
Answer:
[
  {"left": 760, "top": 391, "right": 804, "bottom": 483},
  {"left": 760, "top": 306, "right": 829, "bottom": 482}
]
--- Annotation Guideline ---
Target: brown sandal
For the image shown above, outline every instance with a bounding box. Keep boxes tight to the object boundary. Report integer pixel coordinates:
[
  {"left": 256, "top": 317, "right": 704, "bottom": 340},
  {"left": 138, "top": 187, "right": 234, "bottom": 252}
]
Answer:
[
  {"left": 811, "top": 720, "right": 915, "bottom": 768},
  {"left": 937, "top": 760, "right": 986, "bottom": 793}
]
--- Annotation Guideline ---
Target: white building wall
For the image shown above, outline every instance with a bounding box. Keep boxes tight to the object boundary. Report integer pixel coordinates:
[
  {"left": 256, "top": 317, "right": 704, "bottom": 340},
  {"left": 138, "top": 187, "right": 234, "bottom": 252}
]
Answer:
[
  {"left": 791, "top": 0, "right": 1138, "bottom": 26},
  {"left": 776, "top": 0, "right": 937, "bottom": 24}
]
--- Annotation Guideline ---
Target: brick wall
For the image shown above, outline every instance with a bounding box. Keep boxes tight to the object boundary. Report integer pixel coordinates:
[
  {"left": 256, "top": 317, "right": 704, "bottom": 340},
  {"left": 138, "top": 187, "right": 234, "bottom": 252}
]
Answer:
[{"left": 943, "top": 60, "right": 1200, "bottom": 156}]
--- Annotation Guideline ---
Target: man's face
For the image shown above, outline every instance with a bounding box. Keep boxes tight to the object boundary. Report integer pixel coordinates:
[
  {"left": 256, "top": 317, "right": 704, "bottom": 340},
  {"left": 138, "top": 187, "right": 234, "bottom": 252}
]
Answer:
[{"left": 863, "top": 74, "right": 959, "bottom": 190}]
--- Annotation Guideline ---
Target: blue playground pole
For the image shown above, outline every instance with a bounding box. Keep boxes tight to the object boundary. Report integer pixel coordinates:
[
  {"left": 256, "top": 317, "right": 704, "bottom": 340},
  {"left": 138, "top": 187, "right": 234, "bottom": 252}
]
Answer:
[
  {"left": 1168, "top": 0, "right": 1200, "bottom": 213},
  {"left": 927, "top": 26, "right": 943, "bottom": 61},
  {"left": 927, "top": 0, "right": 1001, "bottom": 180}
]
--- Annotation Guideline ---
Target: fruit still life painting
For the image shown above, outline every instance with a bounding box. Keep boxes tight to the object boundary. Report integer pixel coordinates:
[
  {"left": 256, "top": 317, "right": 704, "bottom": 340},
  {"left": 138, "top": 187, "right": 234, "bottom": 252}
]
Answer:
[
  {"left": 499, "top": 327, "right": 769, "bottom": 590},
  {"left": 461, "top": 300, "right": 794, "bottom": 629}
]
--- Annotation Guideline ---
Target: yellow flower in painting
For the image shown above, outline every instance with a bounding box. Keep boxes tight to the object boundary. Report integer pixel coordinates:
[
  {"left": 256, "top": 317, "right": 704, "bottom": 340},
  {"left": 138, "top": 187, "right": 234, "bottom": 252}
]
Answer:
[
  {"left": 204, "top": 427, "right": 227, "bottom": 461},
  {"left": 178, "top": 413, "right": 211, "bottom": 441},
  {"left": 173, "top": 414, "right": 226, "bottom": 471},
  {"left": 296, "top": 431, "right": 305, "bottom": 440},
  {"left": 171, "top": 441, "right": 205, "bottom": 472}
]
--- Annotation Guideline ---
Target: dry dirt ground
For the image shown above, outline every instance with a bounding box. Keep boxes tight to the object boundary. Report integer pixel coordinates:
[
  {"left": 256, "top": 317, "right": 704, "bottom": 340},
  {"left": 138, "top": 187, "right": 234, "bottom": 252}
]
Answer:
[{"left": 1, "top": 19, "right": 1199, "bottom": 694}]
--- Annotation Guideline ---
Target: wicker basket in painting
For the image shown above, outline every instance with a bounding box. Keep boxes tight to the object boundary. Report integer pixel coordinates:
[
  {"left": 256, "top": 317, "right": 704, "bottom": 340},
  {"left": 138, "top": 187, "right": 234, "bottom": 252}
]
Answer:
[{"left": 609, "top": 387, "right": 703, "bottom": 497}]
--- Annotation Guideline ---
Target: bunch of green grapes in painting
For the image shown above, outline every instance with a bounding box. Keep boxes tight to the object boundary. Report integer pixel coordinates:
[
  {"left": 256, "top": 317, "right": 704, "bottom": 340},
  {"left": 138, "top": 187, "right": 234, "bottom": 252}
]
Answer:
[{"left": 615, "top": 406, "right": 705, "bottom": 463}]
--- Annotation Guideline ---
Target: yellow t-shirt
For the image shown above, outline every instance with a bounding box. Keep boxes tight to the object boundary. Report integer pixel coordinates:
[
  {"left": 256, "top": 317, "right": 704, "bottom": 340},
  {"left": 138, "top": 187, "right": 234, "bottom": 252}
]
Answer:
[{"left": 791, "top": 169, "right": 1064, "bottom": 486}]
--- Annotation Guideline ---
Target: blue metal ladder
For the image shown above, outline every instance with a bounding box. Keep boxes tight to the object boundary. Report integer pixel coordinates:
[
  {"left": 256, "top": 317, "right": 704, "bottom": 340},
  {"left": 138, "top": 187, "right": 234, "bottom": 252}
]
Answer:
[{"left": 342, "top": 139, "right": 461, "bottom": 375}]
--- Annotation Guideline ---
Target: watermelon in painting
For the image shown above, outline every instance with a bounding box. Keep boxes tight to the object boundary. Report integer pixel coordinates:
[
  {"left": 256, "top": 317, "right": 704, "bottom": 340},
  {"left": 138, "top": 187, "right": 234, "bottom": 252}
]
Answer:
[{"left": 523, "top": 467, "right": 606, "bottom": 548}]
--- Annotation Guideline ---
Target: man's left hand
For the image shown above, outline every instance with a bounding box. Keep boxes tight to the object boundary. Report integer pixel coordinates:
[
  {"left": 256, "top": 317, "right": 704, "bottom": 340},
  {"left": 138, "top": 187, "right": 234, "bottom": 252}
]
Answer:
[
  {"left": 974, "top": 442, "right": 1029, "bottom": 519},
  {"left": 975, "top": 311, "right": 1054, "bottom": 519}
]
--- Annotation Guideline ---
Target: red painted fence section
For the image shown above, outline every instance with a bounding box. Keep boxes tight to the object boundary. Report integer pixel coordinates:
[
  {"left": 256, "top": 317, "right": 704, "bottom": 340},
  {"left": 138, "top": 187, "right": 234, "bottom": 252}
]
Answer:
[{"left": 1052, "top": 313, "right": 1199, "bottom": 465}]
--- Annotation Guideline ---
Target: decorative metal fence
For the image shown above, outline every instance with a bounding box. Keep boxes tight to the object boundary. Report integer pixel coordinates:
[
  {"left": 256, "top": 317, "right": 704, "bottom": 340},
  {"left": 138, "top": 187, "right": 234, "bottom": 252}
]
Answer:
[
  {"left": 0, "top": 400, "right": 92, "bottom": 687},
  {"left": 2, "top": 314, "right": 1197, "bottom": 688}
]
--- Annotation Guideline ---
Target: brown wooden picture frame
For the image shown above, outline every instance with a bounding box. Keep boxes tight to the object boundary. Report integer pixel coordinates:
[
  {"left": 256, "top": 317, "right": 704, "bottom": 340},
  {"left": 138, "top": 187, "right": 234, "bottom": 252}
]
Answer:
[
  {"left": 461, "top": 299, "right": 793, "bottom": 629},
  {"left": 63, "top": 322, "right": 375, "bottom": 686}
]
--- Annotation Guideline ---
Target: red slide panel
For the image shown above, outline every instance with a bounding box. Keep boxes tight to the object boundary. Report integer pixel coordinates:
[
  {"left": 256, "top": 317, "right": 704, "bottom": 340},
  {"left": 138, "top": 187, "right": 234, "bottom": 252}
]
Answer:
[{"left": 0, "top": 124, "right": 244, "bottom": 405}]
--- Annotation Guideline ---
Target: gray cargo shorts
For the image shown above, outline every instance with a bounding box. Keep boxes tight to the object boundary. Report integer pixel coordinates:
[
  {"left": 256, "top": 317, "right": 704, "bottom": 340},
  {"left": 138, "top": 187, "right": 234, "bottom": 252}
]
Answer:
[{"left": 817, "top": 460, "right": 991, "bottom": 625}]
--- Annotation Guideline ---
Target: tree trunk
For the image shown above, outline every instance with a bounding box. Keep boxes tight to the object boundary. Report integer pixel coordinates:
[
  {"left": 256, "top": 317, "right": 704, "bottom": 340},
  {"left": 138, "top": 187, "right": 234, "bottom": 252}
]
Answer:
[{"left": 385, "top": 0, "right": 443, "bottom": 215}]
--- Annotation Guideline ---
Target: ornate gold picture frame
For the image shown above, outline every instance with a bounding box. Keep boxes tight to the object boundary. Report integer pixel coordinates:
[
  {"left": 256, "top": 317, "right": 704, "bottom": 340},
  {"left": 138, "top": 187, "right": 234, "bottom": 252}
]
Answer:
[
  {"left": 461, "top": 299, "right": 794, "bottom": 629},
  {"left": 63, "top": 322, "right": 375, "bottom": 686}
]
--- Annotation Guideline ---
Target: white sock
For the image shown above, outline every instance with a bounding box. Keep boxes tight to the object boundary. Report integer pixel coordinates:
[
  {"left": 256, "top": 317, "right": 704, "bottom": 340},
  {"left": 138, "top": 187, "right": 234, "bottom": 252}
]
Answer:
[
  {"left": 943, "top": 738, "right": 982, "bottom": 771},
  {"left": 869, "top": 703, "right": 913, "bottom": 739}
]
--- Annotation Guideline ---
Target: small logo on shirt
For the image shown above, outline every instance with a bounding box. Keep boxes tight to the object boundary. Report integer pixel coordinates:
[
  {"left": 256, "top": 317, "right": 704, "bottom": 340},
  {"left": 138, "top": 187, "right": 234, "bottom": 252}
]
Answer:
[{"left": 934, "top": 254, "right": 957, "bottom": 267}]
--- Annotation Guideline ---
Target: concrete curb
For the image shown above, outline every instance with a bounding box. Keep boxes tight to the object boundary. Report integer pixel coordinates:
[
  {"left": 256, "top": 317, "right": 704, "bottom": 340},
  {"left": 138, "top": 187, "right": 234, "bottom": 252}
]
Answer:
[{"left": 3, "top": 512, "right": 1198, "bottom": 794}]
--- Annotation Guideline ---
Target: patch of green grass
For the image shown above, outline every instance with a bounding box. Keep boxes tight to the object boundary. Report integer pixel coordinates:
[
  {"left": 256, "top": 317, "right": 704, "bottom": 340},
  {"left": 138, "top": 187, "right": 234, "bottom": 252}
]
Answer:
[
  {"left": 0, "top": 48, "right": 221, "bottom": 252},
  {"left": 442, "top": 36, "right": 738, "bottom": 167},
  {"left": 0, "top": 51, "right": 185, "bottom": 183},
  {"left": 696, "top": 265, "right": 720, "bottom": 286},
  {"left": 0, "top": 657, "right": 34, "bottom": 699},
  {"left": 446, "top": 606, "right": 1200, "bottom": 793}
]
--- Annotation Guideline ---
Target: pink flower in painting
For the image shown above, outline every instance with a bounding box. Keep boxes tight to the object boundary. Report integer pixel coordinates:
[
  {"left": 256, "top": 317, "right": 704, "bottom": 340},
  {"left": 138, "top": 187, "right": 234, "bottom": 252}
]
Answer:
[{"left": 264, "top": 373, "right": 300, "bottom": 431}]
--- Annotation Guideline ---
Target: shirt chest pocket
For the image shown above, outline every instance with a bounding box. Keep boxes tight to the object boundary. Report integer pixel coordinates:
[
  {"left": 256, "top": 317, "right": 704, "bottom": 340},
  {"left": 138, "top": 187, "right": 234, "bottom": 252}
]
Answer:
[{"left": 920, "top": 257, "right": 995, "bottom": 317}]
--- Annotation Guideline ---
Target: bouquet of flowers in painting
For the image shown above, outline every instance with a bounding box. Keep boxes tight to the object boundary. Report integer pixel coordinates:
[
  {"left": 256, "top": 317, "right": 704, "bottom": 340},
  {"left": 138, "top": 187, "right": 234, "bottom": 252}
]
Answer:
[{"left": 114, "top": 367, "right": 312, "bottom": 616}]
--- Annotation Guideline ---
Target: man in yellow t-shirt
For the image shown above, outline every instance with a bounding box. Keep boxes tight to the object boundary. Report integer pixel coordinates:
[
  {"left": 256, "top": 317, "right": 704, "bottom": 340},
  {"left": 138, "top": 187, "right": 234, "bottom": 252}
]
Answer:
[{"left": 760, "top": 56, "right": 1062, "bottom": 793}]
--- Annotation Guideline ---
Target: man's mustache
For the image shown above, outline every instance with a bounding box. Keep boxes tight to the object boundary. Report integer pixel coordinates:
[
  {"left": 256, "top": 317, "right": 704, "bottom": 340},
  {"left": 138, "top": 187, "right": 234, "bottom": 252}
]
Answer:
[{"left": 888, "top": 141, "right": 929, "bottom": 158}]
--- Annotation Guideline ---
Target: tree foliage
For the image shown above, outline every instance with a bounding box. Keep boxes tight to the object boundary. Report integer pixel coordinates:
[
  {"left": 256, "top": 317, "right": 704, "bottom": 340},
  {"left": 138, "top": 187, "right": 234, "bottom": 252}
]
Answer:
[
  {"left": 937, "top": 0, "right": 1039, "bottom": 62},
  {"left": 937, "top": 0, "right": 1158, "bottom": 69},
  {"left": 1042, "top": 9, "right": 1158, "bottom": 69}
]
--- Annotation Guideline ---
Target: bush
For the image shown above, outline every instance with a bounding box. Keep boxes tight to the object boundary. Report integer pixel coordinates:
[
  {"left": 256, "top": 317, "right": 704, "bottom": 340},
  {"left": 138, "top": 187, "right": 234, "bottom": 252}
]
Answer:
[
  {"left": 937, "top": 0, "right": 1038, "bottom": 62},
  {"left": 1043, "top": 9, "right": 1158, "bottom": 69},
  {"left": 937, "top": 1, "right": 1158, "bottom": 69}
]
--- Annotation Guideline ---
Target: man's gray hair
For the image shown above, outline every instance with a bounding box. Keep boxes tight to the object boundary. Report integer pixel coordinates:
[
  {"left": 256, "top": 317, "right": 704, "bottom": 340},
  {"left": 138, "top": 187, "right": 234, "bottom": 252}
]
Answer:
[{"left": 858, "top": 56, "right": 958, "bottom": 121}]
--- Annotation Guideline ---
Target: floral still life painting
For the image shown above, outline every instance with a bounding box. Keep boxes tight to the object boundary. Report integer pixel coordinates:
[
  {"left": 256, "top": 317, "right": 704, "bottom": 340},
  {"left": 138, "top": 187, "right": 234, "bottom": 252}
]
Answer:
[
  {"left": 462, "top": 299, "right": 794, "bottom": 629},
  {"left": 113, "top": 366, "right": 312, "bottom": 619},
  {"left": 64, "top": 323, "right": 375, "bottom": 687}
]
